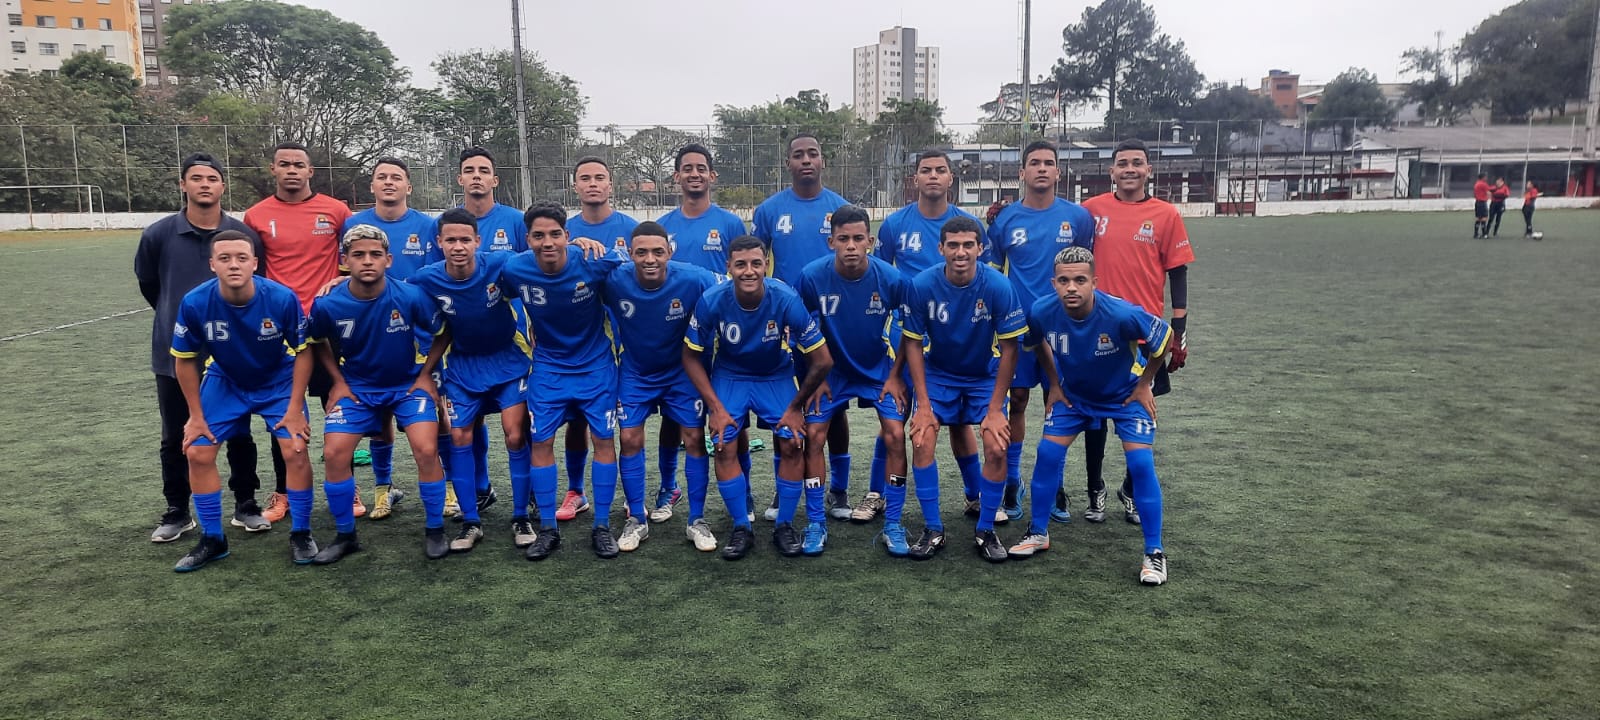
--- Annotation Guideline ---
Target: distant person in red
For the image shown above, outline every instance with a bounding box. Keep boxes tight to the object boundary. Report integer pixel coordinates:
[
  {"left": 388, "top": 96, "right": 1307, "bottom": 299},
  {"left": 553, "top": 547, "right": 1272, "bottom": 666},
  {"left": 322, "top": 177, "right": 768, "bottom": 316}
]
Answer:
[
  {"left": 1487, "top": 177, "right": 1511, "bottom": 237},
  {"left": 1522, "top": 181, "right": 1541, "bottom": 238},
  {"left": 242, "top": 141, "right": 353, "bottom": 524},
  {"left": 1471, "top": 173, "right": 1490, "bottom": 238}
]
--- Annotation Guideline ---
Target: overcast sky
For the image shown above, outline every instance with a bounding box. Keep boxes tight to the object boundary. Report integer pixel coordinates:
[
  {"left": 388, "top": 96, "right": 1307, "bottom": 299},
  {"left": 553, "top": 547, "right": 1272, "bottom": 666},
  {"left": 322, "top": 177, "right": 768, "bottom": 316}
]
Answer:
[{"left": 290, "top": 0, "right": 1519, "bottom": 129}]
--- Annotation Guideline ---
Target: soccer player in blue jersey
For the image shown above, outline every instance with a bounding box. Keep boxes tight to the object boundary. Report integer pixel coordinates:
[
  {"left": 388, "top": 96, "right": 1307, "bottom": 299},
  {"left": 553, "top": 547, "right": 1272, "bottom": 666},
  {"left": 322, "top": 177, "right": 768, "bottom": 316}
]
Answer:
[
  {"left": 657, "top": 143, "right": 750, "bottom": 519},
  {"left": 901, "top": 216, "right": 1026, "bottom": 563},
  {"left": 1008, "top": 247, "right": 1172, "bottom": 585},
  {"left": 340, "top": 157, "right": 443, "bottom": 520},
  {"left": 553, "top": 157, "right": 640, "bottom": 523},
  {"left": 410, "top": 208, "right": 533, "bottom": 555},
  {"left": 501, "top": 202, "right": 628, "bottom": 560},
  {"left": 308, "top": 225, "right": 448, "bottom": 561},
  {"left": 752, "top": 133, "right": 869, "bottom": 522},
  {"left": 985, "top": 140, "right": 1095, "bottom": 521},
  {"left": 170, "top": 231, "right": 315, "bottom": 572},
  {"left": 798, "top": 205, "right": 911, "bottom": 556},
  {"left": 602, "top": 222, "right": 720, "bottom": 550},
  {"left": 878, "top": 150, "right": 982, "bottom": 277},
  {"left": 683, "top": 236, "right": 833, "bottom": 560}
]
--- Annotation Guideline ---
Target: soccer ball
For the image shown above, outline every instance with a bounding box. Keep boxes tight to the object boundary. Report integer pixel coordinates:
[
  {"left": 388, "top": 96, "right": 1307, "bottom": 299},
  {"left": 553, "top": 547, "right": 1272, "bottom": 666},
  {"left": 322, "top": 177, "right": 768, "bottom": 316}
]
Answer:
[{"left": 1530, "top": 231, "right": 1544, "bottom": 241}]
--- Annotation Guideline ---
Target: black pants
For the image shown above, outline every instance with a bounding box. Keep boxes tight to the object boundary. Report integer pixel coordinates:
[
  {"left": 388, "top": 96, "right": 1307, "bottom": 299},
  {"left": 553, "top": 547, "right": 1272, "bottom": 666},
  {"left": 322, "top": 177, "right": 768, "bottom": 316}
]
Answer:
[
  {"left": 155, "top": 374, "right": 260, "bottom": 510},
  {"left": 1488, "top": 202, "right": 1506, "bottom": 235},
  {"left": 1523, "top": 205, "right": 1535, "bottom": 234}
]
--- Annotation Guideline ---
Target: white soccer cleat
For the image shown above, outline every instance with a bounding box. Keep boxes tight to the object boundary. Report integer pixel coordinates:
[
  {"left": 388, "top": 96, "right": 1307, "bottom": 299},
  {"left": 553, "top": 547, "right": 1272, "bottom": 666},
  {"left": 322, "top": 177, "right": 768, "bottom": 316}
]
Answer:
[
  {"left": 1140, "top": 550, "right": 1168, "bottom": 586},
  {"left": 617, "top": 516, "right": 649, "bottom": 552},
  {"left": 685, "top": 519, "right": 718, "bottom": 552}
]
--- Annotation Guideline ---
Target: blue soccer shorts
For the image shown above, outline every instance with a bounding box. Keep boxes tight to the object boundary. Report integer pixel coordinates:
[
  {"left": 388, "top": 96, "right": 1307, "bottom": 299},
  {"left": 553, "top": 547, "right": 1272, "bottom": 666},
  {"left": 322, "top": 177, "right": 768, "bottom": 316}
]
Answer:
[
  {"left": 325, "top": 386, "right": 437, "bottom": 435},
  {"left": 1009, "top": 351, "right": 1043, "bottom": 389},
  {"left": 528, "top": 363, "right": 618, "bottom": 443},
  {"left": 804, "top": 372, "right": 907, "bottom": 424},
  {"left": 1043, "top": 400, "right": 1156, "bottom": 445},
  {"left": 711, "top": 374, "right": 798, "bottom": 444},
  {"left": 442, "top": 376, "right": 526, "bottom": 429},
  {"left": 191, "top": 373, "right": 306, "bottom": 446},
  {"left": 618, "top": 369, "right": 705, "bottom": 429},
  {"left": 922, "top": 376, "right": 1002, "bottom": 427}
]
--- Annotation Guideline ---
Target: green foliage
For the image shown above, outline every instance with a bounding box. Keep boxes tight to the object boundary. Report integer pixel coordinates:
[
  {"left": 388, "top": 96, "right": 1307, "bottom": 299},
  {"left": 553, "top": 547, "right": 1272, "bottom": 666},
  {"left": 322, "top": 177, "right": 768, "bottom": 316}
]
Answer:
[
  {"left": 613, "top": 125, "right": 704, "bottom": 207},
  {"left": 1308, "top": 67, "right": 1397, "bottom": 133},
  {"left": 1050, "top": 0, "right": 1204, "bottom": 124},
  {"left": 711, "top": 90, "right": 865, "bottom": 197},
  {"left": 1455, "top": 0, "right": 1599, "bottom": 119},
  {"left": 1183, "top": 83, "right": 1283, "bottom": 148}
]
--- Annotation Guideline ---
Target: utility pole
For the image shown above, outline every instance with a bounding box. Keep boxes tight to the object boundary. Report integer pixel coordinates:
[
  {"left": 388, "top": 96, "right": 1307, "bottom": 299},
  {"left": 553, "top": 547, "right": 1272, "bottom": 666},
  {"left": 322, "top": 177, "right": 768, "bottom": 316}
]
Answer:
[
  {"left": 511, "top": 0, "right": 534, "bottom": 207},
  {"left": 1020, "top": 0, "right": 1032, "bottom": 141},
  {"left": 1585, "top": 2, "right": 1599, "bottom": 160}
]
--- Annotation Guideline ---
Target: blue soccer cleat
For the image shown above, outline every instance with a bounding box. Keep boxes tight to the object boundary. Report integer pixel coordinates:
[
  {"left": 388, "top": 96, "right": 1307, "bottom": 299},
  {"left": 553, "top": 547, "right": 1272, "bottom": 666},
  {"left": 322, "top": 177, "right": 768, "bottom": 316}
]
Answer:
[{"left": 801, "top": 521, "right": 828, "bottom": 556}]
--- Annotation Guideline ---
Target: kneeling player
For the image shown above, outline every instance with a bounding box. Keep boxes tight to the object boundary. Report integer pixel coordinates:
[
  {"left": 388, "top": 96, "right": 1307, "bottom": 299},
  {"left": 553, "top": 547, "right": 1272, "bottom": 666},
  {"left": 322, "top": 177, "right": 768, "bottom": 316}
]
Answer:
[
  {"left": 684, "top": 236, "right": 833, "bottom": 560},
  {"left": 1010, "top": 247, "right": 1172, "bottom": 585},
  {"left": 797, "top": 205, "right": 911, "bottom": 556},
  {"left": 309, "top": 225, "right": 449, "bottom": 561},
  {"left": 171, "top": 231, "right": 316, "bottom": 571},
  {"left": 901, "top": 217, "right": 1025, "bottom": 562},
  {"left": 602, "top": 223, "right": 721, "bottom": 550}
]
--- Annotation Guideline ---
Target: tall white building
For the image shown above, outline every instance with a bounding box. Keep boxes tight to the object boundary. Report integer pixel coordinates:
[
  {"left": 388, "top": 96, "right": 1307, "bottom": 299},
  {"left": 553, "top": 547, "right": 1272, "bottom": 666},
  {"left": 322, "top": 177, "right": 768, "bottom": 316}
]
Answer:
[{"left": 852, "top": 26, "right": 939, "bottom": 122}]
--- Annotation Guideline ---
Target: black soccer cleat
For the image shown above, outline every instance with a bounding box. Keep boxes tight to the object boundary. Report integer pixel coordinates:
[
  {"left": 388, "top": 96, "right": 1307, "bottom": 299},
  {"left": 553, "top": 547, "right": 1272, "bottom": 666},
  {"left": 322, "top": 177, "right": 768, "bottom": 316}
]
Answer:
[
  {"left": 907, "top": 528, "right": 945, "bottom": 561},
  {"left": 591, "top": 525, "right": 619, "bottom": 559},
  {"left": 424, "top": 528, "right": 449, "bottom": 560},
  {"left": 312, "top": 531, "right": 362, "bottom": 565},
  {"left": 721, "top": 526, "right": 754, "bottom": 561},
  {"left": 174, "top": 535, "right": 230, "bottom": 573},
  {"left": 525, "top": 525, "right": 561, "bottom": 561},
  {"left": 289, "top": 530, "right": 320, "bottom": 565},
  {"left": 477, "top": 487, "right": 498, "bottom": 513},
  {"left": 772, "top": 522, "right": 803, "bottom": 557},
  {"left": 975, "top": 530, "right": 1008, "bottom": 563}
]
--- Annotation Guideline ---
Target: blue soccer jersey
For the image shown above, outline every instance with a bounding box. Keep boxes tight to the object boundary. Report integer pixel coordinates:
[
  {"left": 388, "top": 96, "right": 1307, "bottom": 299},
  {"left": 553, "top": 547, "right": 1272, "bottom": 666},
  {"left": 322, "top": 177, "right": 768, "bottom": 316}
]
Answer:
[
  {"left": 902, "top": 264, "right": 1027, "bottom": 383},
  {"left": 1026, "top": 290, "right": 1172, "bottom": 407},
  {"left": 751, "top": 187, "right": 849, "bottom": 286},
  {"left": 657, "top": 204, "right": 747, "bottom": 273},
  {"left": 500, "top": 245, "right": 625, "bottom": 372},
  {"left": 685, "top": 279, "right": 823, "bottom": 380},
  {"left": 307, "top": 280, "right": 439, "bottom": 393},
  {"left": 342, "top": 208, "right": 440, "bottom": 280},
  {"left": 877, "top": 204, "right": 982, "bottom": 277},
  {"left": 171, "top": 277, "right": 307, "bottom": 390},
  {"left": 410, "top": 252, "right": 523, "bottom": 357},
  {"left": 984, "top": 198, "right": 1095, "bottom": 308},
  {"left": 468, "top": 203, "right": 528, "bottom": 254},
  {"left": 567, "top": 209, "right": 639, "bottom": 255},
  {"left": 798, "top": 255, "right": 905, "bottom": 384},
  {"left": 602, "top": 261, "right": 720, "bottom": 380}
]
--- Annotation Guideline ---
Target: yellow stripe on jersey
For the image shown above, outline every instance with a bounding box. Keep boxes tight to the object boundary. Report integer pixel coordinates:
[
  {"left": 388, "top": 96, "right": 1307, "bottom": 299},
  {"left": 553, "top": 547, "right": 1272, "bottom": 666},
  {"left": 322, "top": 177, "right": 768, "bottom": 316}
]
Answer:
[
  {"left": 796, "top": 337, "right": 825, "bottom": 354},
  {"left": 684, "top": 337, "right": 707, "bottom": 353},
  {"left": 170, "top": 349, "right": 199, "bottom": 359}
]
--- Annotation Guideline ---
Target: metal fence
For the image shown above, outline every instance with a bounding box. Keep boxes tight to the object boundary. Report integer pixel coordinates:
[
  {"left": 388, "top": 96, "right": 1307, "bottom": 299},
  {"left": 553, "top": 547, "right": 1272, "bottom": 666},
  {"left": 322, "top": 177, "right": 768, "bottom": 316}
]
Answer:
[{"left": 2, "top": 118, "right": 1594, "bottom": 215}]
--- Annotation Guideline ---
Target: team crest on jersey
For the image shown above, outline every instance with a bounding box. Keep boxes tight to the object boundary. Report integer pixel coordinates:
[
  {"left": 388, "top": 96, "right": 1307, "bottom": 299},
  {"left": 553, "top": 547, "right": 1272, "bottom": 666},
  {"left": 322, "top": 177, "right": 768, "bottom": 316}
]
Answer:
[
  {"left": 821, "top": 214, "right": 833, "bottom": 234},
  {"left": 1139, "top": 221, "right": 1155, "bottom": 237},
  {"left": 1058, "top": 222, "right": 1075, "bottom": 241},
  {"left": 1096, "top": 333, "right": 1116, "bottom": 355},
  {"left": 492, "top": 229, "right": 509, "bottom": 250},
  {"left": 866, "top": 292, "right": 886, "bottom": 315},
  {"left": 666, "top": 298, "right": 686, "bottom": 320},
  {"left": 972, "top": 299, "right": 991, "bottom": 323},
  {"left": 386, "top": 308, "right": 409, "bottom": 333},
  {"left": 259, "top": 318, "right": 280, "bottom": 339},
  {"left": 314, "top": 215, "right": 334, "bottom": 234},
  {"left": 572, "top": 281, "right": 593, "bottom": 303},
  {"left": 614, "top": 237, "right": 627, "bottom": 252},
  {"left": 485, "top": 282, "right": 502, "bottom": 305},
  {"left": 763, "top": 320, "right": 780, "bottom": 342},
  {"left": 404, "top": 234, "right": 422, "bottom": 252},
  {"left": 705, "top": 229, "right": 722, "bottom": 250}
]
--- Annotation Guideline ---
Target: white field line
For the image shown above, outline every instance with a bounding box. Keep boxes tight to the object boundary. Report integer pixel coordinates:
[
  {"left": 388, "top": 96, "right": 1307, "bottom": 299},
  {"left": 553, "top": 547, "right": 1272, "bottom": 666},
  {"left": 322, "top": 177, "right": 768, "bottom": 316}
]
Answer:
[{"left": 0, "top": 307, "right": 149, "bottom": 342}]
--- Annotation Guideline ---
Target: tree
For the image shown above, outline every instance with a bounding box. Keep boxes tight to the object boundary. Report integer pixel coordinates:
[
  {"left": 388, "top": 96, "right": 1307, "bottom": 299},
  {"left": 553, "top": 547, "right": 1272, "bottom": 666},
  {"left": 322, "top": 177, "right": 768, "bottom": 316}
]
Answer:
[
  {"left": 614, "top": 126, "right": 701, "bottom": 207},
  {"left": 979, "top": 79, "right": 1062, "bottom": 125},
  {"left": 711, "top": 90, "right": 865, "bottom": 200},
  {"left": 1309, "top": 68, "right": 1396, "bottom": 130},
  {"left": 162, "top": 0, "right": 411, "bottom": 199},
  {"left": 1399, "top": 46, "right": 1469, "bottom": 123},
  {"left": 1050, "top": 0, "right": 1203, "bottom": 124},
  {"left": 1455, "top": 0, "right": 1599, "bottom": 119},
  {"left": 1185, "top": 82, "right": 1284, "bottom": 151}
]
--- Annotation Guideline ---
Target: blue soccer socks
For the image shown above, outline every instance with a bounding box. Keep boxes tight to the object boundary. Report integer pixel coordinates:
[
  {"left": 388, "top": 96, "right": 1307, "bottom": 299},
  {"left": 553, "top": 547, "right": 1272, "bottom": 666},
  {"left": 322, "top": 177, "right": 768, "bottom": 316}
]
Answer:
[
  {"left": 1029, "top": 438, "right": 1069, "bottom": 535},
  {"left": 324, "top": 478, "right": 357, "bottom": 533},
  {"left": 1126, "top": 447, "right": 1164, "bottom": 553}
]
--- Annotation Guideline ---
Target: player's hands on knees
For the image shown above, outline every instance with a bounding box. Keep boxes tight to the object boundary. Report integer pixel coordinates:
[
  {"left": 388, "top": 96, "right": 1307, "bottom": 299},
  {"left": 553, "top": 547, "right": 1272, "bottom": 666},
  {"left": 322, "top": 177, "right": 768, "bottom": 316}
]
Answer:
[
  {"left": 880, "top": 375, "right": 909, "bottom": 416},
  {"left": 328, "top": 382, "right": 358, "bottom": 412},
  {"left": 181, "top": 416, "right": 215, "bottom": 454},
  {"left": 980, "top": 409, "right": 1010, "bottom": 448},
  {"left": 409, "top": 373, "right": 439, "bottom": 403},
  {"left": 572, "top": 237, "right": 607, "bottom": 258},
  {"left": 316, "top": 276, "right": 348, "bottom": 297},
  {"left": 708, "top": 409, "right": 737, "bottom": 451},
  {"left": 1045, "top": 383, "right": 1071, "bottom": 411},
  {"left": 275, "top": 413, "right": 313, "bottom": 454},
  {"left": 1124, "top": 382, "right": 1157, "bottom": 422},
  {"left": 908, "top": 406, "right": 937, "bottom": 449},
  {"left": 804, "top": 380, "right": 832, "bottom": 416},
  {"left": 777, "top": 408, "right": 806, "bottom": 449}
]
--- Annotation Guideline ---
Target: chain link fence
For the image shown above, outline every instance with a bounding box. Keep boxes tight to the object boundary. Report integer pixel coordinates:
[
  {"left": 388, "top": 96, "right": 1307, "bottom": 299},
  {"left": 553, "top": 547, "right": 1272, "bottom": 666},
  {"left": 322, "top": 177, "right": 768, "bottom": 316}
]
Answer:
[{"left": 2, "top": 119, "right": 1593, "bottom": 216}]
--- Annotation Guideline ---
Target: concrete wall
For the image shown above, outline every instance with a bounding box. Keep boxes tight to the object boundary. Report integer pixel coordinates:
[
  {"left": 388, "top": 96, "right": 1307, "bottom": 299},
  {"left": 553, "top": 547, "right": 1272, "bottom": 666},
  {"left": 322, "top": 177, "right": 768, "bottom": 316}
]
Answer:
[{"left": 3, "top": 199, "right": 1596, "bottom": 231}]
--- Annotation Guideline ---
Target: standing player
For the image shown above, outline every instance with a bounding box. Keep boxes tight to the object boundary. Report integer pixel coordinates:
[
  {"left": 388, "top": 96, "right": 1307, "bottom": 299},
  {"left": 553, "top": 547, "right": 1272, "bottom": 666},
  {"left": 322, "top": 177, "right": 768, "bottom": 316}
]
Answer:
[
  {"left": 602, "top": 223, "right": 720, "bottom": 550},
  {"left": 457, "top": 147, "right": 528, "bottom": 514},
  {"left": 901, "top": 216, "right": 1025, "bottom": 562},
  {"left": 136, "top": 153, "right": 264, "bottom": 543},
  {"left": 500, "top": 203, "right": 627, "bottom": 560},
  {"left": 684, "top": 236, "right": 833, "bottom": 560},
  {"left": 985, "top": 140, "right": 1094, "bottom": 521},
  {"left": 1078, "top": 139, "right": 1194, "bottom": 525},
  {"left": 1010, "top": 247, "right": 1173, "bottom": 585},
  {"left": 1471, "top": 173, "right": 1491, "bottom": 238},
  {"left": 751, "top": 133, "right": 862, "bottom": 521},
  {"left": 1488, "top": 177, "right": 1511, "bottom": 238},
  {"left": 308, "top": 225, "right": 448, "bottom": 561},
  {"left": 341, "top": 157, "right": 444, "bottom": 520},
  {"left": 242, "top": 141, "right": 353, "bottom": 525},
  {"left": 554, "top": 156, "right": 640, "bottom": 523},
  {"left": 657, "top": 143, "right": 750, "bottom": 519},
  {"left": 1522, "top": 181, "right": 1541, "bottom": 237},
  {"left": 169, "top": 231, "right": 315, "bottom": 571},
  {"left": 410, "top": 209, "right": 534, "bottom": 554},
  {"left": 799, "top": 205, "right": 911, "bottom": 556}
]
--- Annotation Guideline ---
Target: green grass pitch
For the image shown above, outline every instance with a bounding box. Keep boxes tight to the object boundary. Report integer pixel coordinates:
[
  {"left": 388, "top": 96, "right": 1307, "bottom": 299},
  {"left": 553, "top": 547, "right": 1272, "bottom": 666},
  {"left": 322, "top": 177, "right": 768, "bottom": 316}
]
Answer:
[{"left": 1, "top": 210, "right": 1597, "bottom": 719}]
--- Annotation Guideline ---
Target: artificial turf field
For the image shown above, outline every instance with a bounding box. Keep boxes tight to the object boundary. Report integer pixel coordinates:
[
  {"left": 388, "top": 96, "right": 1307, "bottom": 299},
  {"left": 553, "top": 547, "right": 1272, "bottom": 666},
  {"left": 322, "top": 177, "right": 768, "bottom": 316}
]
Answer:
[{"left": 1, "top": 210, "right": 1597, "bottom": 719}]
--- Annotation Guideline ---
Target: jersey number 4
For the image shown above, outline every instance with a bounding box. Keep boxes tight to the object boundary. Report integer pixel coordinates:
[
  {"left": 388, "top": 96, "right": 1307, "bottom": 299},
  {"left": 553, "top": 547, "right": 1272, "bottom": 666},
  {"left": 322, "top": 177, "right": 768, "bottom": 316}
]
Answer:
[{"left": 775, "top": 214, "right": 793, "bottom": 235}]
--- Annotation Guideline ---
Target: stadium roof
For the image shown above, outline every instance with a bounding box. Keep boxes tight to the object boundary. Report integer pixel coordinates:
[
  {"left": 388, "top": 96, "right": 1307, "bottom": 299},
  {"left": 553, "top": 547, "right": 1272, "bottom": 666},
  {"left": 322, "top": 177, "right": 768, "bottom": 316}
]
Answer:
[{"left": 1358, "top": 125, "right": 1588, "bottom": 153}]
